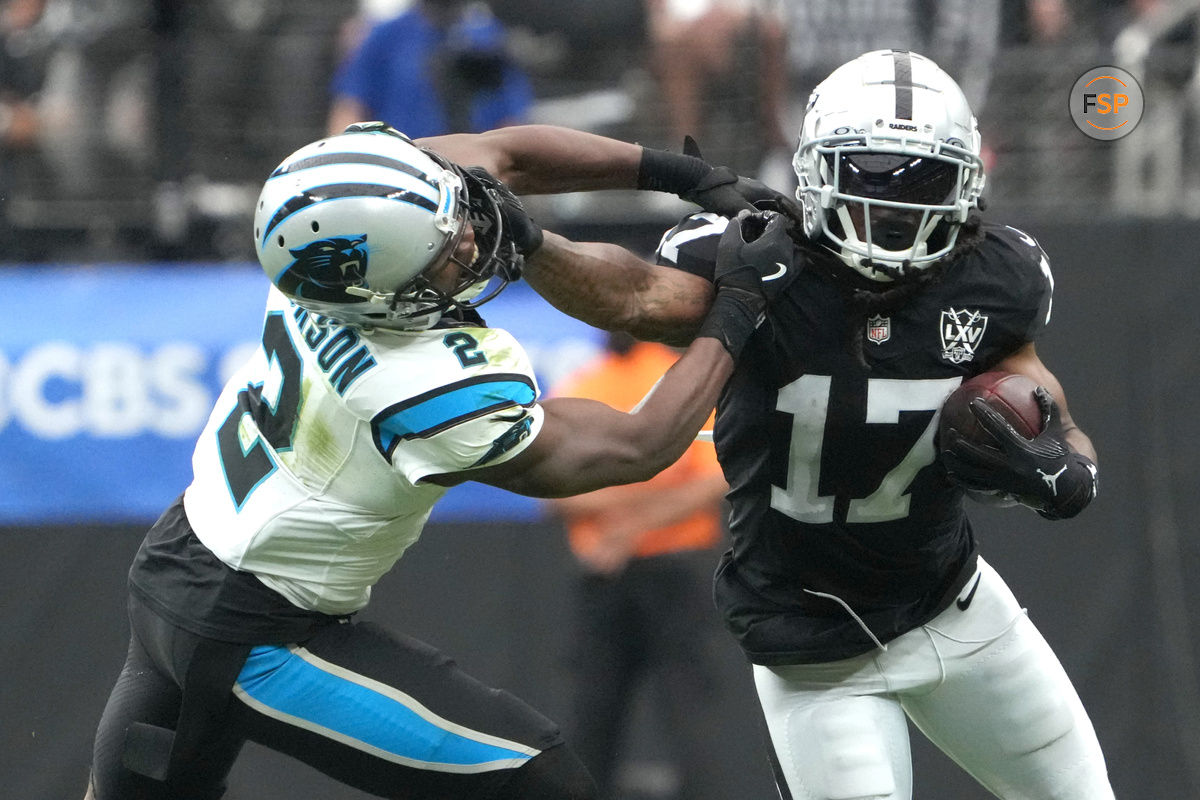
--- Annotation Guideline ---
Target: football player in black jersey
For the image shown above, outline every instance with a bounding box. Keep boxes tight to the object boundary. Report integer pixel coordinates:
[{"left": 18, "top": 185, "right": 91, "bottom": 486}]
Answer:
[{"left": 518, "top": 50, "right": 1112, "bottom": 799}]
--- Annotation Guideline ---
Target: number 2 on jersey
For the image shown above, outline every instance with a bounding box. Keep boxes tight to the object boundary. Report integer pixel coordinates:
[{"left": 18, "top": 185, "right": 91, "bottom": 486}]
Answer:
[
  {"left": 443, "top": 332, "right": 486, "bottom": 367},
  {"left": 216, "top": 313, "right": 303, "bottom": 509},
  {"left": 770, "top": 375, "right": 960, "bottom": 524}
]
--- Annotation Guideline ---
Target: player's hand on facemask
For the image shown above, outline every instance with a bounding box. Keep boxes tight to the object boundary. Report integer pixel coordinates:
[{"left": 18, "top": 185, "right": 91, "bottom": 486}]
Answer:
[
  {"left": 714, "top": 209, "right": 800, "bottom": 302},
  {"left": 463, "top": 166, "right": 544, "bottom": 257},
  {"left": 698, "top": 210, "right": 799, "bottom": 358},
  {"left": 941, "top": 387, "right": 1098, "bottom": 520}
]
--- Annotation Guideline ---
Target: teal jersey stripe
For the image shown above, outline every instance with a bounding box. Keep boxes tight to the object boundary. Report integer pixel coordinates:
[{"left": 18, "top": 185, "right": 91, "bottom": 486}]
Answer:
[
  {"left": 373, "top": 375, "right": 535, "bottom": 455},
  {"left": 236, "top": 645, "right": 535, "bottom": 768}
]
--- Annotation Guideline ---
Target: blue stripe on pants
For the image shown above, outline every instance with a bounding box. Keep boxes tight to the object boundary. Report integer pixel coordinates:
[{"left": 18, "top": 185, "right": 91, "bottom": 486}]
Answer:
[{"left": 233, "top": 644, "right": 538, "bottom": 773}]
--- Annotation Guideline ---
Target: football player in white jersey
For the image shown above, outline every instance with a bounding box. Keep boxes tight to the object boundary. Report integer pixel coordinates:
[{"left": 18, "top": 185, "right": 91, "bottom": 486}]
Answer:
[{"left": 84, "top": 123, "right": 801, "bottom": 800}]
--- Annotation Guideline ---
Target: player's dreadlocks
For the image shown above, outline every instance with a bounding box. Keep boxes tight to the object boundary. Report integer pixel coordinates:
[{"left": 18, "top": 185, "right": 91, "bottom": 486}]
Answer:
[{"left": 795, "top": 215, "right": 985, "bottom": 368}]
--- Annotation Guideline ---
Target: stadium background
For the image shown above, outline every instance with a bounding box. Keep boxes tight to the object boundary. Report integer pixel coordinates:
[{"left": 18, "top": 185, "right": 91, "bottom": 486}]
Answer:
[{"left": 2, "top": 1, "right": 1199, "bottom": 798}]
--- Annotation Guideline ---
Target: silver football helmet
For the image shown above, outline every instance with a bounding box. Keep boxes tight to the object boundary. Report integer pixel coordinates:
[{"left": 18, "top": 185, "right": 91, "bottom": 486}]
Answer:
[
  {"left": 793, "top": 50, "right": 985, "bottom": 282},
  {"left": 254, "top": 123, "right": 519, "bottom": 330}
]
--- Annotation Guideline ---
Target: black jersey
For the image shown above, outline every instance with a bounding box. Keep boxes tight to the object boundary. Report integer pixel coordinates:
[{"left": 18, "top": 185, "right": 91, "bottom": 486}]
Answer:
[{"left": 657, "top": 214, "right": 1054, "bottom": 664}]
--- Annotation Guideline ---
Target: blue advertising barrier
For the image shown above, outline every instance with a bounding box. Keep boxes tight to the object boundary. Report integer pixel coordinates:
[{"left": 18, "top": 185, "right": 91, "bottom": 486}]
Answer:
[{"left": 1, "top": 264, "right": 603, "bottom": 524}]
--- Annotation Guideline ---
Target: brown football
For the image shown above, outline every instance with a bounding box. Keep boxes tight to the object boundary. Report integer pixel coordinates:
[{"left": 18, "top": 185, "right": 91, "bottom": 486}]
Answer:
[{"left": 939, "top": 371, "right": 1044, "bottom": 445}]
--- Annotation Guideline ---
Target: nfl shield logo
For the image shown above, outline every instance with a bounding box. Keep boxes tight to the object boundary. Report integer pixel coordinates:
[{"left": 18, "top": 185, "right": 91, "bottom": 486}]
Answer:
[{"left": 866, "top": 314, "right": 891, "bottom": 344}]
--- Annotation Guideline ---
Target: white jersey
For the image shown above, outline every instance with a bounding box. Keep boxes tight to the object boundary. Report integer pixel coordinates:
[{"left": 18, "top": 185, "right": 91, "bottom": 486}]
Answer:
[{"left": 184, "top": 287, "right": 543, "bottom": 615}]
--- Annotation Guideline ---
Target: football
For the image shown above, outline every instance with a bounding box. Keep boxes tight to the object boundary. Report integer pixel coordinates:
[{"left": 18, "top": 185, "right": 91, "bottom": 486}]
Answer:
[
  {"left": 939, "top": 371, "right": 1044, "bottom": 445},
  {"left": 939, "top": 371, "right": 1044, "bottom": 507}
]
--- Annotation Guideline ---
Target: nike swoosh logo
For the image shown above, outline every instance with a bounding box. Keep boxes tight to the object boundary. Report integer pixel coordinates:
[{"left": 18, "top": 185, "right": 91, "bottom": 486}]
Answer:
[
  {"left": 761, "top": 262, "right": 788, "bottom": 281},
  {"left": 956, "top": 573, "right": 982, "bottom": 611}
]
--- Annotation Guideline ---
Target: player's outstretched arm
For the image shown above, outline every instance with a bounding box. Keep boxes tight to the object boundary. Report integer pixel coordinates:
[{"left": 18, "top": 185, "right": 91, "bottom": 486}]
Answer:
[
  {"left": 522, "top": 207, "right": 799, "bottom": 346},
  {"left": 416, "top": 124, "right": 789, "bottom": 215},
  {"left": 433, "top": 211, "right": 799, "bottom": 497},
  {"left": 466, "top": 336, "right": 734, "bottom": 497},
  {"left": 524, "top": 232, "right": 713, "bottom": 346},
  {"left": 440, "top": 164, "right": 714, "bottom": 345},
  {"left": 419, "top": 125, "right": 641, "bottom": 194}
]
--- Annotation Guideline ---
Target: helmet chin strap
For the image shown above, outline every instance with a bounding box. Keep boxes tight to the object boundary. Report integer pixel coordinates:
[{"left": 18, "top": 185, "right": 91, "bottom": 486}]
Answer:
[
  {"left": 345, "top": 286, "right": 394, "bottom": 303},
  {"left": 344, "top": 237, "right": 486, "bottom": 331},
  {"left": 832, "top": 204, "right": 943, "bottom": 280},
  {"left": 388, "top": 306, "right": 443, "bottom": 331},
  {"left": 853, "top": 255, "right": 910, "bottom": 281},
  {"left": 453, "top": 278, "right": 491, "bottom": 304},
  {"left": 337, "top": 287, "right": 443, "bottom": 331}
]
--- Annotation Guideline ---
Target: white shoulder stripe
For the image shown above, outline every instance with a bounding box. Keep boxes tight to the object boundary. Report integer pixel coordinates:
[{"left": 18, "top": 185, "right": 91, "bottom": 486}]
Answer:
[
  {"left": 1038, "top": 254, "right": 1054, "bottom": 325},
  {"left": 657, "top": 213, "right": 729, "bottom": 264}
]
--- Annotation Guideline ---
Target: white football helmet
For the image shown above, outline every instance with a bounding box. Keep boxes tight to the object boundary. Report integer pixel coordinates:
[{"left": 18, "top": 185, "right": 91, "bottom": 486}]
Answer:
[
  {"left": 254, "top": 123, "right": 519, "bottom": 330},
  {"left": 793, "top": 50, "right": 986, "bottom": 282}
]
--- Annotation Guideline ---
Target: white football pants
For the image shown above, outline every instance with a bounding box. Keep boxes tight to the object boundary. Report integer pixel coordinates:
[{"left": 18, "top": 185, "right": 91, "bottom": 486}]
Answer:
[{"left": 755, "top": 558, "right": 1114, "bottom": 800}]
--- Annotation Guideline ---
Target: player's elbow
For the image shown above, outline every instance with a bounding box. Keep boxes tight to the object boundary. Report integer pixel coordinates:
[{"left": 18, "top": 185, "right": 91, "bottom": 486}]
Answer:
[
  {"left": 611, "top": 436, "right": 686, "bottom": 485},
  {"left": 613, "top": 309, "right": 703, "bottom": 348}
]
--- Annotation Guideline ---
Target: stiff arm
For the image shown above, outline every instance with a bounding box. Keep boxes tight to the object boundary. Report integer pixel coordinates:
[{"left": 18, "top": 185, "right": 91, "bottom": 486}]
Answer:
[{"left": 427, "top": 336, "right": 732, "bottom": 497}]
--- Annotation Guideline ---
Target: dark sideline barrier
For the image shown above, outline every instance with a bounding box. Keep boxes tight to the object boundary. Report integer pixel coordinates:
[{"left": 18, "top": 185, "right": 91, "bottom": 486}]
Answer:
[{"left": 3, "top": 217, "right": 1198, "bottom": 798}]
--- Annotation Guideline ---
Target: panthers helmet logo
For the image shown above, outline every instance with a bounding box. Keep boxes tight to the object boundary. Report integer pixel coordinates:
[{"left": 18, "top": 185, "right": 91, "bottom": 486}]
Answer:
[{"left": 276, "top": 236, "right": 370, "bottom": 302}]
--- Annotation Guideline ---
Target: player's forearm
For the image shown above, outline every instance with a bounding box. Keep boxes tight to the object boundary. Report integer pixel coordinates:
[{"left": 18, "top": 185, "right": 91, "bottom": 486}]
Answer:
[
  {"left": 615, "top": 339, "right": 732, "bottom": 472},
  {"left": 1062, "top": 422, "right": 1097, "bottom": 463},
  {"left": 420, "top": 125, "right": 642, "bottom": 194},
  {"left": 587, "top": 338, "right": 732, "bottom": 488},
  {"left": 491, "top": 125, "right": 643, "bottom": 194},
  {"left": 506, "top": 339, "right": 731, "bottom": 497},
  {"left": 996, "top": 342, "right": 1096, "bottom": 461},
  {"left": 525, "top": 233, "right": 710, "bottom": 345}
]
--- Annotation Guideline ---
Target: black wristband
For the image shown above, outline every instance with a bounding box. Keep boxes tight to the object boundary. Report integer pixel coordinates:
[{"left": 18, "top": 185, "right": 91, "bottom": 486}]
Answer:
[
  {"left": 636, "top": 147, "right": 712, "bottom": 194},
  {"left": 696, "top": 287, "right": 765, "bottom": 358}
]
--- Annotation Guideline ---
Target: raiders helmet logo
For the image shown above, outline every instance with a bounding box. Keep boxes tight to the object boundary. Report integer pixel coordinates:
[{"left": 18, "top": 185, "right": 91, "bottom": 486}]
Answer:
[{"left": 276, "top": 236, "right": 370, "bottom": 302}]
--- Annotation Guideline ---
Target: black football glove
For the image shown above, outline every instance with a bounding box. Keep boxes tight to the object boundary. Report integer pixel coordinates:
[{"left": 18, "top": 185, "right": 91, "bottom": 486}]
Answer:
[
  {"left": 681, "top": 165, "right": 803, "bottom": 221},
  {"left": 680, "top": 135, "right": 804, "bottom": 222},
  {"left": 462, "top": 166, "right": 544, "bottom": 257},
  {"left": 941, "top": 386, "right": 1098, "bottom": 520},
  {"left": 637, "top": 136, "right": 802, "bottom": 222},
  {"left": 713, "top": 208, "right": 799, "bottom": 301},
  {"left": 697, "top": 209, "right": 799, "bottom": 357}
]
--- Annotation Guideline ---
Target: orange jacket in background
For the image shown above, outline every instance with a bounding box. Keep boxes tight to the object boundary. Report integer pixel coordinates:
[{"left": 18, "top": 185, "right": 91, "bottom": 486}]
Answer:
[{"left": 552, "top": 341, "right": 724, "bottom": 559}]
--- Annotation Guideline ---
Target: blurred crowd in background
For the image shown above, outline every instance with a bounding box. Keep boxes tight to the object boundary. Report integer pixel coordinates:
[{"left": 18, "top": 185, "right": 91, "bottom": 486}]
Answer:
[{"left": 0, "top": 0, "right": 1195, "bottom": 264}]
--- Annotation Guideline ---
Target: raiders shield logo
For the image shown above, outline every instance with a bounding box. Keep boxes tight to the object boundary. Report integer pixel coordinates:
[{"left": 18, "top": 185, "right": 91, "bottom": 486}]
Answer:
[
  {"left": 866, "top": 314, "right": 891, "bottom": 344},
  {"left": 940, "top": 308, "right": 988, "bottom": 363}
]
